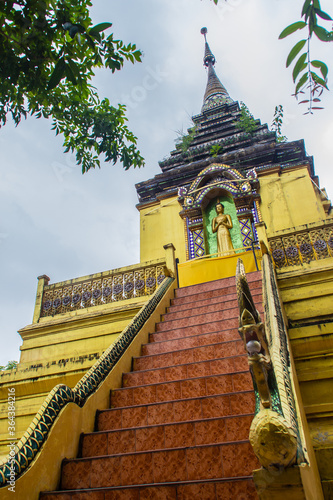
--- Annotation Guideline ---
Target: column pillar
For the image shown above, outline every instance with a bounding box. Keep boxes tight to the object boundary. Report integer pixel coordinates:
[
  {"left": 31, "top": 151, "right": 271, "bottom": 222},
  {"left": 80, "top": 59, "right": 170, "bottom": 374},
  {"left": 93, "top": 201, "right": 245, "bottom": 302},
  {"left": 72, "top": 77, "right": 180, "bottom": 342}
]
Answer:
[{"left": 33, "top": 274, "right": 50, "bottom": 323}]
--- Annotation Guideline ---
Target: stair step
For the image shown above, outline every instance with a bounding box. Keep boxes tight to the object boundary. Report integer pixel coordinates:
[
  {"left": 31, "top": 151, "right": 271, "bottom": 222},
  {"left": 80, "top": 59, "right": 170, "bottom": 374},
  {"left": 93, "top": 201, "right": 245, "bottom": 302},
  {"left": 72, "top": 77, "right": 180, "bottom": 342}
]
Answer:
[
  {"left": 111, "top": 371, "right": 252, "bottom": 408},
  {"left": 155, "top": 318, "right": 239, "bottom": 337},
  {"left": 171, "top": 279, "right": 261, "bottom": 306},
  {"left": 41, "top": 477, "right": 259, "bottom": 499},
  {"left": 174, "top": 273, "right": 261, "bottom": 298},
  {"left": 60, "top": 442, "right": 259, "bottom": 490},
  {"left": 163, "top": 299, "right": 239, "bottom": 322},
  {"left": 149, "top": 325, "right": 239, "bottom": 344},
  {"left": 97, "top": 391, "right": 256, "bottom": 431},
  {"left": 82, "top": 414, "right": 254, "bottom": 457},
  {"left": 156, "top": 308, "right": 242, "bottom": 331},
  {"left": 167, "top": 289, "right": 262, "bottom": 314},
  {"left": 123, "top": 353, "right": 248, "bottom": 387},
  {"left": 134, "top": 339, "right": 245, "bottom": 371},
  {"left": 143, "top": 330, "right": 242, "bottom": 355}
]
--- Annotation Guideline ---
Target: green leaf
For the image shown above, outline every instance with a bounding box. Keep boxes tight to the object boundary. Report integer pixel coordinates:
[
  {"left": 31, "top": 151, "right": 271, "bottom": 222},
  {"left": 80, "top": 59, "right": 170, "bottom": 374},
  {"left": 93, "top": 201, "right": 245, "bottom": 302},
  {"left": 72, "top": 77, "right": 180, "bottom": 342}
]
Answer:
[
  {"left": 67, "top": 59, "right": 80, "bottom": 78},
  {"left": 89, "top": 22, "right": 112, "bottom": 36},
  {"left": 292, "top": 53, "right": 307, "bottom": 82},
  {"left": 65, "top": 64, "right": 77, "bottom": 85},
  {"left": 311, "top": 60, "right": 328, "bottom": 79},
  {"left": 47, "top": 58, "right": 66, "bottom": 90},
  {"left": 133, "top": 50, "right": 142, "bottom": 62},
  {"left": 314, "top": 8, "right": 332, "bottom": 21},
  {"left": 83, "top": 33, "right": 96, "bottom": 50},
  {"left": 279, "top": 21, "right": 307, "bottom": 39},
  {"left": 301, "top": 0, "right": 312, "bottom": 17},
  {"left": 286, "top": 39, "right": 307, "bottom": 67},
  {"left": 310, "top": 71, "right": 329, "bottom": 89},
  {"left": 313, "top": 25, "right": 332, "bottom": 41},
  {"left": 295, "top": 72, "right": 309, "bottom": 93}
]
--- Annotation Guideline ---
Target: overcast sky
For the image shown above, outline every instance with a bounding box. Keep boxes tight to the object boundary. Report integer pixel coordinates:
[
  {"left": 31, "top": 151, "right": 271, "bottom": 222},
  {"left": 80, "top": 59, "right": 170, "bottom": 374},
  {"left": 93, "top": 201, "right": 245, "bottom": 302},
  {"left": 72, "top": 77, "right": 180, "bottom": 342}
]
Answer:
[{"left": 1, "top": 0, "right": 332, "bottom": 366}]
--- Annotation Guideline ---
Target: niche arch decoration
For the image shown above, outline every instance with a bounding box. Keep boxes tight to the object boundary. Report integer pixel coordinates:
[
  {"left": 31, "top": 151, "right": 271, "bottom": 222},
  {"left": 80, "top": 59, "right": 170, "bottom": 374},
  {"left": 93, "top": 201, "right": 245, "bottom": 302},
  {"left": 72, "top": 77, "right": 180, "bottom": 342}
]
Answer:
[{"left": 178, "top": 163, "right": 261, "bottom": 260}]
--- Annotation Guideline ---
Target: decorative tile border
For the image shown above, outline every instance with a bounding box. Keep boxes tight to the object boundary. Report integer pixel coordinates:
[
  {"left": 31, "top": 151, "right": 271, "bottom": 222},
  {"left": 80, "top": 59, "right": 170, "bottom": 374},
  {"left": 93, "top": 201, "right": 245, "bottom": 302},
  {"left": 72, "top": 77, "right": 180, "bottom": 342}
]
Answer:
[
  {"left": 269, "top": 224, "right": 333, "bottom": 269},
  {"left": 41, "top": 264, "right": 166, "bottom": 317}
]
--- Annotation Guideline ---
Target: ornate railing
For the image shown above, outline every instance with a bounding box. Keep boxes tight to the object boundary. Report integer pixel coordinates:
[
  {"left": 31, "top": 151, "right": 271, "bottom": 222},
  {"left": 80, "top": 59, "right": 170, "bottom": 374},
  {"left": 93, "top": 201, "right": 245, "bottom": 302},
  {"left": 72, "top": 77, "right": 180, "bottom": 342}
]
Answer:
[
  {"left": 40, "top": 262, "right": 166, "bottom": 318},
  {"left": 236, "top": 256, "right": 304, "bottom": 471},
  {"left": 0, "top": 276, "right": 174, "bottom": 487},
  {"left": 269, "top": 221, "right": 333, "bottom": 269}
]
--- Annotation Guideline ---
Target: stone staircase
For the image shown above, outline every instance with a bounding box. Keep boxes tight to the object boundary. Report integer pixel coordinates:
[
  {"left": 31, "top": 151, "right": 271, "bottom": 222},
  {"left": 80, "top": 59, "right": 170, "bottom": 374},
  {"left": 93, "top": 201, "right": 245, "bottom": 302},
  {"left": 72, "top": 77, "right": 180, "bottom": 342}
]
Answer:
[{"left": 40, "top": 272, "right": 262, "bottom": 499}]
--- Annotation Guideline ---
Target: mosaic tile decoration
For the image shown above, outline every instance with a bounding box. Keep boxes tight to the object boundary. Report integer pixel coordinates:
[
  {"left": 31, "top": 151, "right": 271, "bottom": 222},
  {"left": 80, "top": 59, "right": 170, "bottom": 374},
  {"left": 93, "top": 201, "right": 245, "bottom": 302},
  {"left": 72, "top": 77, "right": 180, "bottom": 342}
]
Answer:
[
  {"left": 239, "top": 218, "right": 254, "bottom": 247},
  {"left": 192, "top": 229, "right": 206, "bottom": 258}
]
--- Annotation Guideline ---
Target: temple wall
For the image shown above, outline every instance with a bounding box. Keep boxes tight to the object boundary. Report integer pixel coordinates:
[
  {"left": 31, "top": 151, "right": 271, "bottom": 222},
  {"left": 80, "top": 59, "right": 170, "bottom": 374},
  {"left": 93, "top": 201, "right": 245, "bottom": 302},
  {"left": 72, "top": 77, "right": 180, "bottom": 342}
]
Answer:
[
  {"left": 275, "top": 260, "right": 333, "bottom": 494},
  {"left": 0, "top": 297, "right": 146, "bottom": 459},
  {"left": 139, "top": 196, "right": 187, "bottom": 264},
  {"left": 258, "top": 165, "right": 326, "bottom": 235}
]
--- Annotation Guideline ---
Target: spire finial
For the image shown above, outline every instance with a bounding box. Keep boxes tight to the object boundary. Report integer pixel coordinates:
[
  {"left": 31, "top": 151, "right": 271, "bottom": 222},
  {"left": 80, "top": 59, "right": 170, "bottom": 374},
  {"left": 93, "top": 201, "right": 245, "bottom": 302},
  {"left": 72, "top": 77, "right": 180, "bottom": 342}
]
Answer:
[
  {"left": 201, "top": 27, "right": 207, "bottom": 40},
  {"left": 201, "top": 27, "right": 215, "bottom": 67},
  {"left": 200, "top": 28, "right": 233, "bottom": 111}
]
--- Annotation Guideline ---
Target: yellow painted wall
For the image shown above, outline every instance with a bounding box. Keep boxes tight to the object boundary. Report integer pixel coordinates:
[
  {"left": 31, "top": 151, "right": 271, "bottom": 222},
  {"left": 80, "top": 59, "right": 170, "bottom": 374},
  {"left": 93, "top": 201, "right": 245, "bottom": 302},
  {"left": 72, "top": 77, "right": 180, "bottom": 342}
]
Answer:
[
  {"left": 276, "top": 260, "right": 333, "bottom": 494},
  {"left": 0, "top": 296, "right": 147, "bottom": 458},
  {"left": 178, "top": 249, "right": 261, "bottom": 287},
  {"left": 139, "top": 196, "right": 187, "bottom": 264},
  {"left": 258, "top": 166, "right": 326, "bottom": 235}
]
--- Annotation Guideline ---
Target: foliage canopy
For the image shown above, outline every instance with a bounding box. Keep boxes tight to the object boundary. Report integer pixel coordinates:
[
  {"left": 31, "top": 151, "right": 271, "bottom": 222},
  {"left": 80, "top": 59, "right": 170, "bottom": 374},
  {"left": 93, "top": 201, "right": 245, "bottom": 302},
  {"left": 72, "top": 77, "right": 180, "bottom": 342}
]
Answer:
[{"left": 0, "top": 0, "right": 144, "bottom": 172}]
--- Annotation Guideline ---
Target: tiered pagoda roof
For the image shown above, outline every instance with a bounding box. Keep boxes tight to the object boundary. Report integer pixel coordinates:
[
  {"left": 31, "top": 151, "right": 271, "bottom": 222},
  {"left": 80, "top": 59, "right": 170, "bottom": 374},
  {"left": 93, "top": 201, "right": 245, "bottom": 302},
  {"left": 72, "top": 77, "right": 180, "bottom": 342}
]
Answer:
[{"left": 136, "top": 29, "right": 314, "bottom": 206}]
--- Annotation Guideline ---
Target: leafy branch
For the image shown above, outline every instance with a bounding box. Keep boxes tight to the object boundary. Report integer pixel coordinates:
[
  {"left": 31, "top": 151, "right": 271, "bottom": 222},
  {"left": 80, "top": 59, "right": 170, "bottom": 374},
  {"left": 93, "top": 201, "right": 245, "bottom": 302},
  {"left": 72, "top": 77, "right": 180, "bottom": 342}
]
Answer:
[
  {"left": 279, "top": 0, "right": 333, "bottom": 113},
  {"left": 0, "top": 361, "right": 18, "bottom": 371},
  {"left": 271, "top": 105, "right": 287, "bottom": 142},
  {"left": 175, "top": 126, "right": 197, "bottom": 152},
  {"left": 235, "top": 102, "right": 257, "bottom": 135},
  {"left": 0, "top": 0, "right": 144, "bottom": 171}
]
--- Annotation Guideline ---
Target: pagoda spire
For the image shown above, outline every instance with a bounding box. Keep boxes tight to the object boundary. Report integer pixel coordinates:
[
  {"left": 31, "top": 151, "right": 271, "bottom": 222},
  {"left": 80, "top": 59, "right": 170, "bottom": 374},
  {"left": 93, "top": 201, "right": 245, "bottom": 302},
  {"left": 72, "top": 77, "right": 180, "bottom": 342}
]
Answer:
[{"left": 200, "top": 28, "right": 233, "bottom": 111}]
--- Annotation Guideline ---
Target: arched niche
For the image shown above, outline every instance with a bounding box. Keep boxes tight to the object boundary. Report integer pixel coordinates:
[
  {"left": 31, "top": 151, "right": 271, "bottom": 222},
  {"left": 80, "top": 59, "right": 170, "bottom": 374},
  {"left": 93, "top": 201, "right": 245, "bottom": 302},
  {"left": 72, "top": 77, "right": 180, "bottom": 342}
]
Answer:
[{"left": 179, "top": 163, "right": 260, "bottom": 260}]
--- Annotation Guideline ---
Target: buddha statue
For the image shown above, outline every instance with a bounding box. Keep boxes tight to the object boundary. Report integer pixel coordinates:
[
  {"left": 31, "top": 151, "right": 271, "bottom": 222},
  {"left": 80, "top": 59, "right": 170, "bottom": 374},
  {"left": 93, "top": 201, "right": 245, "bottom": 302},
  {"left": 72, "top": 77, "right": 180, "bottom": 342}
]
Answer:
[{"left": 212, "top": 202, "right": 234, "bottom": 256}]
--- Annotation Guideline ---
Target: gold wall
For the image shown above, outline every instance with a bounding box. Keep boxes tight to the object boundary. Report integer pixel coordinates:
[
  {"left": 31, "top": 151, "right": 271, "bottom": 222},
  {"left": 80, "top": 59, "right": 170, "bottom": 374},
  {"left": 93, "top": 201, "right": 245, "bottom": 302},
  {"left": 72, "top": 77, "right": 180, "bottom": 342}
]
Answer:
[{"left": 139, "top": 196, "right": 187, "bottom": 264}]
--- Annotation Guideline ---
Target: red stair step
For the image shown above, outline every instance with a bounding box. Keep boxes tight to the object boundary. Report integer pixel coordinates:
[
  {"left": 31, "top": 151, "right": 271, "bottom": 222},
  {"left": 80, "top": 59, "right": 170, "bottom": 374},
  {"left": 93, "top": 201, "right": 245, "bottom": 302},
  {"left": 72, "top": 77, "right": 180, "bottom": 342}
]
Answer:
[
  {"left": 167, "top": 290, "right": 262, "bottom": 314},
  {"left": 81, "top": 414, "right": 254, "bottom": 457},
  {"left": 149, "top": 327, "right": 239, "bottom": 345},
  {"left": 41, "top": 477, "right": 259, "bottom": 499},
  {"left": 171, "top": 279, "right": 262, "bottom": 306},
  {"left": 60, "top": 441, "right": 259, "bottom": 490},
  {"left": 158, "top": 303, "right": 264, "bottom": 330},
  {"left": 97, "top": 391, "right": 256, "bottom": 431},
  {"left": 156, "top": 309, "right": 240, "bottom": 332},
  {"left": 142, "top": 331, "right": 242, "bottom": 356},
  {"left": 123, "top": 353, "right": 248, "bottom": 387},
  {"left": 134, "top": 339, "right": 245, "bottom": 371},
  {"left": 154, "top": 318, "right": 240, "bottom": 337},
  {"left": 111, "top": 371, "right": 252, "bottom": 408},
  {"left": 163, "top": 299, "right": 239, "bottom": 321},
  {"left": 174, "top": 273, "right": 261, "bottom": 298}
]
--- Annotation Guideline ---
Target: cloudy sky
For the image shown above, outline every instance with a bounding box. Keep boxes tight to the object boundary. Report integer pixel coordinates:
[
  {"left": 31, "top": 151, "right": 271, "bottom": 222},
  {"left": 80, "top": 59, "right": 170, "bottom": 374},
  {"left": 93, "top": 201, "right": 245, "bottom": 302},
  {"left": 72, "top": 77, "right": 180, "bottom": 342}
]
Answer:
[{"left": 1, "top": 0, "right": 332, "bottom": 366}]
